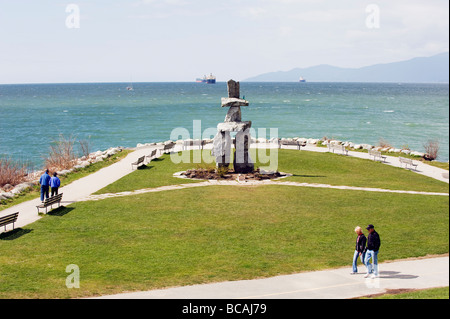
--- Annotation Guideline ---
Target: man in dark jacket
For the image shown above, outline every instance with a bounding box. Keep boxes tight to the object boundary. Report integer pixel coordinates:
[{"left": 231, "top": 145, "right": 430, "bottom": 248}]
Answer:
[{"left": 364, "top": 224, "right": 381, "bottom": 278}]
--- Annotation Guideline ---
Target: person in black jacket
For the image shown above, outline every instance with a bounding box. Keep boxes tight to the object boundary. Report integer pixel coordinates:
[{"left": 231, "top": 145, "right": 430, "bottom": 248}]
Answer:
[
  {"left": 351, "top": 226, "right": 367, "bottom": 274},
  {"left": 364, "top": 224, "right": 381, "bottom": 278}
]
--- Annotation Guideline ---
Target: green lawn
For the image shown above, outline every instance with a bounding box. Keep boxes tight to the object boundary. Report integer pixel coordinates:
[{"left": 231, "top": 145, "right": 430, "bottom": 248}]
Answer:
[
  {"left": 94, "top": 151, "right": 211, "bottom": 195},
  {"left": 0, "top": 149, "right": 448, "bottom": 299},
  {"left": 0, "top": 185, "right": 448, "bottom": 298},
  {"left": 96, "top": 149, "right": 449, "bottom": 195},
  {"left": 361, "top": 286, "right": 449, "bottom": 299}
]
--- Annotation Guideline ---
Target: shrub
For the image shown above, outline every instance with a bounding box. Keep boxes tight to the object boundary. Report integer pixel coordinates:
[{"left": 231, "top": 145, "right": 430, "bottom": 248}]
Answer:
[
  {"left": 43, "top": 134, "right": 77, "bottom": 171},
  {"left": 378, "top": 138, "right": 392, "bottom": 149},
  {"left": 423, "top": 140, "right": 440, "bottom": 161},
  {"left": 0, "top": 158, "right": 28, "bottom": 188},
  {"left": 217, "top": 166, "right": 229, "bottom": 178}
]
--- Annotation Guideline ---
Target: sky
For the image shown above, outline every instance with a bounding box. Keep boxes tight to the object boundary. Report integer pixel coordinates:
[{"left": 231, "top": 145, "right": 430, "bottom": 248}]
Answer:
[{"left": 0, "top": 0, "right": 448, "bottom": 84}]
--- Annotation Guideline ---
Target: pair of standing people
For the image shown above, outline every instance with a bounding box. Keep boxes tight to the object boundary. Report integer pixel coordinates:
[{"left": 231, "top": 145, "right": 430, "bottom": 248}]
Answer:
[
  {"left": 39, "top": 169, "right": 61, "bottom": 202},
  {"left": 352, "top": 224, "right": 381, "bottom": 278}
]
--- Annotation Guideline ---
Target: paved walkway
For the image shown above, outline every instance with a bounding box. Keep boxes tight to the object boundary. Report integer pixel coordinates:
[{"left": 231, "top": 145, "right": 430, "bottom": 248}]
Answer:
[
  {"left": 80, "top": 179, "right": 448, "bottom": 202},
  {"left": 95, "top": 256, "right": 449, "bottom": 299}
]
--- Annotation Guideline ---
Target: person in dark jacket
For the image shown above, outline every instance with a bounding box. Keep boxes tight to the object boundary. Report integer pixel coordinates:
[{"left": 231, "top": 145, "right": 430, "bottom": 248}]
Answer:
[
  {"left": 364, "top": 224, "right": 381, "bottom": 278},
  {"left": 50, "top": 172, "right": 61, "bottom": 196},
  {"left": 351, "top": 226, "right": 367, "bottom": 274},
  {"left": 39, "top": 169, "right": 51, "bottom": 202}
]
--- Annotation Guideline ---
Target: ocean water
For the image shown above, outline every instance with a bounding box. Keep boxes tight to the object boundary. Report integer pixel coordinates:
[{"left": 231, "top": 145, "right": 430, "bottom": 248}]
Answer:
[{"left": 0, "top": 82, "right": 448, "bottom": 168}]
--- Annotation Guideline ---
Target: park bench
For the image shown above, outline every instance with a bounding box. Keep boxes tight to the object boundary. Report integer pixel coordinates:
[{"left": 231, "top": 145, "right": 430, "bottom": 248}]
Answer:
[
  {"left": 183, "top": 140, "right": 202, "bottom": 150},
  {"left": 369, "top": 149, "right": 387, "bottom": 162},
  {"left": 0, "top": 212, "right": 19, "bottom": 232},
  {"left": 160, "top": 142, "right": 176, "bottom": 154},
  {"left": 145, "top": 149, "right": 157, "bottom": 163},
  {"left": 279, "top": 140, "right": 306, "bottom": 150},
  {"left": 36, "top": 193, "right": 63, "bottom": 214},
  {"left": 328, "top": 143, "right": 349, "bottom": 156},
  {"left": 399, "top": 157, "right": 418, "bottom": 170},
  {"left": 131, "top": 156, "right": 146, "bottom": 170}
]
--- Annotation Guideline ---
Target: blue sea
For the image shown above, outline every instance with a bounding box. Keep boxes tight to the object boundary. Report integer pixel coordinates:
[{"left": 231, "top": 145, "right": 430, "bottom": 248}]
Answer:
[{"left": 0, "top": 82, "right": 448, "bottom": 168}]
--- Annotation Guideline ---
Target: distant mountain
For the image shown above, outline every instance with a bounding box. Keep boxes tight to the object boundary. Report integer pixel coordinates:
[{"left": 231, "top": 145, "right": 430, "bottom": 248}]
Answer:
[{"left": 244, "top": 52, "right": 449, "bottom": 83}]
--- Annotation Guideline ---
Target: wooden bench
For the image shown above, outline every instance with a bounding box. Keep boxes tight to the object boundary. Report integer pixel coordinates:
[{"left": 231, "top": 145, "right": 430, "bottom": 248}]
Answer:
[
  {"left": 0, "top": 212, "right": 19, "bottom": 232},
  {"left": 369, "top": 149, "right": 387, "bottom": 162},
  {"left": 145, "top": 149, "right": 157, "bottom": 162},
  {"left": 279, "top": 140, "right": 306, "bottom": 150},
  {"left": 36, "top": 193, "right": 63, "bottom": 214},
  {"left": 399, "top": 157, "right": 418, "bottom": 170},
  {"left": 183, "top": 140, "right": 202, "bottom": 150},
  {"left": 131, "top": 156, "right": 145, "bottom": 170},
  {"left": 160, "top": 143, "right": 175, "bottom": 154},
  {"left": 328, "top": 144, "right": 349, "bottom": 156}
]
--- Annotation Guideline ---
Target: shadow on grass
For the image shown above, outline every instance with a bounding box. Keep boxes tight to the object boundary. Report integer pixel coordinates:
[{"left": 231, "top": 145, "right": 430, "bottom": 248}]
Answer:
[
  {"left": 137, "top": 165, "right": 154, "bottom": 171},
  {"left": 0, "top": 228, "right": 33, "bottom": 240},
  {"left": 47, "top": 206, "right": 75, "bottom": 217}
]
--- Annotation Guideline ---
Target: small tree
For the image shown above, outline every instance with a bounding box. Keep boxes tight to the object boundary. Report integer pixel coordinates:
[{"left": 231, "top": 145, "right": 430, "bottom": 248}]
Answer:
[
  {"left": 423, "top": 139, "right": 440, "bottom": 161},
  {"left": 44, "top": 134, "right": 77, "bottom": 171},
  {"left": 78, "top": 138, "right": 91, "bottom": 160}
]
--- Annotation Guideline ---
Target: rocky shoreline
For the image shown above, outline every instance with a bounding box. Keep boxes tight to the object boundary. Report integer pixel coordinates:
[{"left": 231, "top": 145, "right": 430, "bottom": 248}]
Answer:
[{"left": 136, "top": 136, "right": 426, "bottom": 157}]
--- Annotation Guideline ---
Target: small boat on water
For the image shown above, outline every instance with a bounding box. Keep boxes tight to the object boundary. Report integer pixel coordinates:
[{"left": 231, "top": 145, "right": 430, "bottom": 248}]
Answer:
[
  {"left": 126, "top": 76, "right": 134, "bottom": 91},
  {"left": 299, "top": 77, "right": 306, "bottom": 83}
]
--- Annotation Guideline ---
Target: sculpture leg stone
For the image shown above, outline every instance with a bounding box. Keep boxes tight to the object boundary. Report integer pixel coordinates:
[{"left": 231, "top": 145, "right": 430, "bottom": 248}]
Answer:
[
  {"left": 212, "top": 131, "right": 232, "bottom": 168},
  {"left": 233, "top": 129, "right": 254, "bottom": 174}
]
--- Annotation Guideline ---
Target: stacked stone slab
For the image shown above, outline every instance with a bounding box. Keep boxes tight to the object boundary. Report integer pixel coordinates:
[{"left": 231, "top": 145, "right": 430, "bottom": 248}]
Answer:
[{"left": 212, "top": 80, "right": 254, "bottom": 174}]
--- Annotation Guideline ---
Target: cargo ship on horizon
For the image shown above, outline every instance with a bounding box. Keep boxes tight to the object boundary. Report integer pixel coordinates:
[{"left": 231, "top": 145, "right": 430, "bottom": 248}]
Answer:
[{"left": 196, "top": 73, "right": 216, "bottom": 84}]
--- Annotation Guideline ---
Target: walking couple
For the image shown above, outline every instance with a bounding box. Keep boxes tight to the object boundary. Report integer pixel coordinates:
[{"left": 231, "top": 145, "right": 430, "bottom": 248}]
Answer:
[
  {"left": 352, "top": 224, "right": 381, "bottom": 279},
  {"left": 39, "top": 169, "right": 61, "bottom": 202}
]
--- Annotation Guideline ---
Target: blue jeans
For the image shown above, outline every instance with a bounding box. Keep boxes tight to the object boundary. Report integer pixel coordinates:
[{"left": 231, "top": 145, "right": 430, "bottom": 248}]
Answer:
[
  {"left": 40, "top": 185, "right": 49, "bottom": 201},
  {"left": 365, "top": 250, "right": 379, "bottom": 276},
  {"left": 352, "top": 250, "right": 365, "bottom": 273}
]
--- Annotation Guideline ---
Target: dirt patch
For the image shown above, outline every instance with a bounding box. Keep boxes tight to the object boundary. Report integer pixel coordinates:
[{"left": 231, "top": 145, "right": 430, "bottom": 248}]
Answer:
[{"left": 180, "top": 168, "right": 287, "bottom": 181}]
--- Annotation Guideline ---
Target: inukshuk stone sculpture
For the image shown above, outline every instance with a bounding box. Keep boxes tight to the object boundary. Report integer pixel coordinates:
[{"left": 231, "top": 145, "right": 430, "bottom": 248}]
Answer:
[{"left": 212, "top": 80, "right": 254, "bottom": 174}]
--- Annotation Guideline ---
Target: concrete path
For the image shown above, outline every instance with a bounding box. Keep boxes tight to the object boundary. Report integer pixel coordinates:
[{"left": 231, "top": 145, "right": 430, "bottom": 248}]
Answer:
[
  {"left": 94, "top": 256, "right": 449, "bottom": 299},
  {"left": 80, "top": 179, "right": 448, "bottom": 202},
  {"left": 0, "top": 145, "right": 159, "bottom": 230}
]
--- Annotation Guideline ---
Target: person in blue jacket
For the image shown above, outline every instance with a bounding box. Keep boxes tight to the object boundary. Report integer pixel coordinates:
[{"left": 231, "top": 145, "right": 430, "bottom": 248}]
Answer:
[
  {"left": 39, "top": 169, "right": 51, "bottom": 202},
  {"left": 50, "top": 172, "right": 61, "bottom": 197}
]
